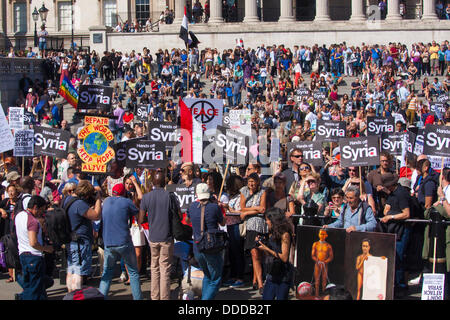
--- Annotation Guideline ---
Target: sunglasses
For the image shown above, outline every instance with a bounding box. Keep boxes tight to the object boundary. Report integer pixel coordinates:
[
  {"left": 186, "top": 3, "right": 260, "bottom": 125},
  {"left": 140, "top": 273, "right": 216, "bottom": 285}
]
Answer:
[
  {"left": 299, "top": 167, "right": 311, "bottom": 171},
  {"left": 348, "top": 169, "right": 357, "bottom": 172},
  {"left": 307, "top": 180, "right": 316, "bottom": 184},
  {"left": 292, "top": 155, "right": 303, "bottom": 158}
]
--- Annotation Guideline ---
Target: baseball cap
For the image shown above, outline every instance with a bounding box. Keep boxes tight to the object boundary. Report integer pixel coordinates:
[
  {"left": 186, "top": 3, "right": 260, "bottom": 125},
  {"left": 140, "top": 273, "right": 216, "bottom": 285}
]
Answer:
[
  {"left": 112, "top": 183, "right": 125, "bottom": 196},
  {"left": 398, "top": 177, "right": 411, "bottom": 189},
  {"left": 196, "top": 183, "right": 210, "bottom": 201}
]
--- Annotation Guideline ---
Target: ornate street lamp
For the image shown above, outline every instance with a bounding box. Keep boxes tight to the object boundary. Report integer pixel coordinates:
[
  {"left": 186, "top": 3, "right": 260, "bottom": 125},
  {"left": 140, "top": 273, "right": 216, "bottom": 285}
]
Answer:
[
  {"left": 32, "top": 7, "right": 39, "bottom": 47},
  {"left": 38, "top": 3, "right": 49, "bottom": 24}
]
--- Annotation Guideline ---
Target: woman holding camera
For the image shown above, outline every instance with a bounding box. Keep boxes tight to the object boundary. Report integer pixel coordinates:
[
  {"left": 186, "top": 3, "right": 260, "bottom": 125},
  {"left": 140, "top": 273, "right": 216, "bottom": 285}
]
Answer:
[
  {"left": 240, "top": 173, "right": 267, "bottom": 294},
  {"left": 256, "top": 207, "right": 294, "bottom": 300}
]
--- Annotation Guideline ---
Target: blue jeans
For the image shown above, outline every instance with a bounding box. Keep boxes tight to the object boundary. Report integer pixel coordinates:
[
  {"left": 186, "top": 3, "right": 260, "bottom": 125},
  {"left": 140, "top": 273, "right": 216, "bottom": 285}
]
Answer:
[
  {"left": 194, "top": 248, "right": 224, "bottom": 300},
  {"left": 99, "top": 243, "right": 142, "bottom": 300},
  {"left": 227, "top": 224, "right": 245, "bottom": 280},
  {"left": 375, "top": 103, "right": 384, "bottom": 117},
  {"left": 395, "top": 227, "right": 411, "bottom": 288},
  {"left": 262, "top": 276, "right": 290, "bottom": 300},
  {"left": 17, "top": 254, "right": 47, "bottom": 300},
  {"left": 233, "top": 93, "right": 241, "bottom": 106}
]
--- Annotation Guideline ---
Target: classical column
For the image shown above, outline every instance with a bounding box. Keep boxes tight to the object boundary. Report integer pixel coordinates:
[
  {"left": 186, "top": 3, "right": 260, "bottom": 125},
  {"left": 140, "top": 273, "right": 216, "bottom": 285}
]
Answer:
[
  {"left": 386, "top": 0, "right": 402, "bottom": 20},
  {"left": 350, "top": 0, "right": 366, "bottom": 21},
  {"left": 243, "top": 0, "right": 259, "bottom": 22},
  {"left": 209, "top": 0, "right": 223, "bottom": 23},
  {"left": 315, "top": 0, "right": 330, "bottom": 21},
  {"left": 174, "top": 0, "right": 186, "bottom": 25},
  {"left": 422, "top": 0, "right": 438, "bottom": 20},
  {"left": 279, "top": 0, "right": 295, "bottom": 22}
]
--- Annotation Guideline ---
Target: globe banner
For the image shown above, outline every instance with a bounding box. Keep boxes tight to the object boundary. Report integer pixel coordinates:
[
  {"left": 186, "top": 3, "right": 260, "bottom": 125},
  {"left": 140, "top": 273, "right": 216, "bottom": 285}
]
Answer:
[{"left": 78, "top": 116, "right": 115, "bottom": 173}]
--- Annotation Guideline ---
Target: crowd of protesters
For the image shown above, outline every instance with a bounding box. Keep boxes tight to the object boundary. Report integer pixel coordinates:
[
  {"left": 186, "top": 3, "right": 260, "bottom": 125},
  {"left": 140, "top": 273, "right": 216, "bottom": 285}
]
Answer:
[{"left": 0, "top": 36, "right": 449, "bottom": 301}]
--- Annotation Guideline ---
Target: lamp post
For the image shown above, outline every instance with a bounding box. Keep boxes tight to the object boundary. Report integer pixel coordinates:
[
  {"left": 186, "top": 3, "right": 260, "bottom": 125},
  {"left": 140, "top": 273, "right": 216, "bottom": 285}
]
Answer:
[
  {"left": 32, "top": 7, "right": 39, "bottom": 47},
  {"left": 38, "top": 3, "right": 49, "bottom": 24}
]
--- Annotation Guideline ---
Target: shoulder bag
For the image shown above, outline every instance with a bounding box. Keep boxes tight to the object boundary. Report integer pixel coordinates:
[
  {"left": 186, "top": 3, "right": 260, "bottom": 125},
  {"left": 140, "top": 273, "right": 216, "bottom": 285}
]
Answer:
[{"left": 196, "top": 203, "right": 228, "bottom": 254}]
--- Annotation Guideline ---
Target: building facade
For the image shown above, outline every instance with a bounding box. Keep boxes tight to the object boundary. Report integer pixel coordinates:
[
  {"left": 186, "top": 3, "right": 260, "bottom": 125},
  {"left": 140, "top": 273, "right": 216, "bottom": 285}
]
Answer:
[{"left": 0, "top": 0, "right": 448, "bottom": 51}]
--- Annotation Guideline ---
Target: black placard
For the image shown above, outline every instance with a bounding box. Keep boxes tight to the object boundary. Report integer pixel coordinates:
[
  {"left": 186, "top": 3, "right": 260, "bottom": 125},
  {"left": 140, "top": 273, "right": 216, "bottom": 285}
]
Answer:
[
  {"left": 315, "top": 120, "right": 347, "bottom": 143},
  {"left": 147, "top": 121, "right": 179, "bottom": 149},
  {"left": 115, "top": 139, "right": 167, "bottom": 169},
  {"left": 339, "top": 136, "right": 380, "bottom": 168},
  {"left": 313, "top": 91, "right": 326, "bottom": 100},
  {"left": 204, "top": 125, "right": 249, "bottom": 165},
  {"left": 77, "top": 85, "right": 113, "bottom": 110},
  {"left": 136, "top": 104, "right": 149, "bottom": 121},
  {"left": 279, "top": 105, "right": 294, "bottom": 122},
  {"left": 436, "top": 94, "right": 449, "bottom": 103},
  {"left": 34, "top": 126, "right": 71, "bottom": 158},
  {"left": 380, "top": 132, "right": 405, "bottom": 156},
  {"left": 423, "top": 125, "right": 450, "bottom": 158},
  {"left": 286, "top": 141, "right": 324, "bottom": 167},
  {"left": 166, "top": 184, "right": 197, "bottom": 211},
  {"left": 366, "top": 117, "right": 395, "bottom": 136}
]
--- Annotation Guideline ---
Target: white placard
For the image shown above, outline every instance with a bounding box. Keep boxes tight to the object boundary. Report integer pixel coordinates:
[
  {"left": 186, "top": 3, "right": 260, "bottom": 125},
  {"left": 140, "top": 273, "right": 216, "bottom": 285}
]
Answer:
[
  {"left": 421, "top": 273, "right": 445, "bottom": 300},
  {"left": 13, "top": 129, "right": 34, "bottom": 157},
  {"left": 0, "top": 104, "right": 15, "bottom": 153},
  {"left": 8, "top": 107, "right": 24, "bottom": 131},
  {"left": 362, "top": 256, "right": 388, "bottom": 300}
]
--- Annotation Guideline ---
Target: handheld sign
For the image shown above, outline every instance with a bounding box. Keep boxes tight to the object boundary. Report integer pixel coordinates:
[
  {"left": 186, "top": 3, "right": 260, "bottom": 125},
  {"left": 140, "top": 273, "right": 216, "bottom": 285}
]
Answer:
[
  {"left": 436, "top": 94, "right": 449, "bottom": 104},
  {"left": 77, "top": 116, "right": 115, "bottom": 173},
  {"left": 223, "top": 109, "right": 251, "bottom": 136},
  {"left": 205, "top": 125, "right": 249, "bottom": 165},
  {"left": 183, "top": 98, "right": 224, "bottom": 132},
  {"left": 23, "top": 111, "right": 35, "bottom": 126},
  {"left": 413, "top": 128, "right": 424, "bottom": 156},
  {"left": 279, "top": 105, "right": 294, "bottom": 123},
  {"left": 313, "top": 91, "right": 326, "bottom": 101},
  {"left": 77, "top": 85, "right": 113, "bottom": 111},
  {"left": 166, "top": 184, "right": 197, "bottom": 211},
  {"left": 339, "top": 136, "right": 380, "bottom": 168},
  {"left": 367, "top": 117, "right": 395, "bottom": 136},
  {"left": 297, "top": 87, "right": 310, "bottom": 98},
  {"left": 116, "top": 139, "right": 167, "bottom": 169},
  {"left": 13, "top": 129, "right": 34, "bottom": 157},
  {"left": 421, "top": 273, "right": 445, "bottom": 300},
  {"left": 136, "top": 104, "right": 149, "bottom": 121},
  {"left": 0, "top": 105, "right": 14, "bottom": 153},
  {"left": 380, "top": 132, "right": 405, "bottom": 156},
  {"left": 8, "top": 107, "right": 24, "bottom": 131},
  {"left": 423, "top": 125, "right": 450, "bottom": 158},
  {"left": 148, "top": 121, "right": 179, "bottom": 151},
  {"left": 315, "top": 120, "right": 347, "bottom": 143},
  {"left": 286, "top": 141, "right": 324, "bottom": 167},
  {"left": 34, "top": 126, "right": 71, "bottom": 158}
]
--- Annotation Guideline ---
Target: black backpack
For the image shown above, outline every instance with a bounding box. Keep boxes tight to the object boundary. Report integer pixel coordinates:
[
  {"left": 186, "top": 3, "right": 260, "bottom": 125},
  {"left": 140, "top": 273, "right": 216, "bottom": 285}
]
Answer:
[
  {"left": 169, "top": 192, "right": 192, "bottom": 242},
  {"left": 0, "top": 193, "right": 32, "bottom": 271},
  {"left": 0, "top": 233, "right": 20, "bottom": 270},
  {"left": 45, "top": 197, "right": 81, "bottom": 247}
]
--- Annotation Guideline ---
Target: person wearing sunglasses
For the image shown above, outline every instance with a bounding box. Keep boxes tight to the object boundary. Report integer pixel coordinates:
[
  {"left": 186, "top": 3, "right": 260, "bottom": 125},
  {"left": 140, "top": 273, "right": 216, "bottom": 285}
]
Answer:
[
  {"left": 282, "top": 148, "right": 304, "bottom": 195},
  {"left": 342, "top": 166, "right": 376, "bottom": 214},
  {"left": 179, "top": 162, "right": 202, "bottom": 188},
  {"left": 296, "top": 173, "right": 325, "bottom": 225}
]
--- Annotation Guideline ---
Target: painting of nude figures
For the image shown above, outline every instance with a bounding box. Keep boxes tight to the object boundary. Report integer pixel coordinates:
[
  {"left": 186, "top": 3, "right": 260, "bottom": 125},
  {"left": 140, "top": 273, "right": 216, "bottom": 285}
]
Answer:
[
  {"left": 295, "top": 226, "right": 346, "bottom": 298},
  {"left": 345, "top": 231, "right": 396, "bottom": 300}
]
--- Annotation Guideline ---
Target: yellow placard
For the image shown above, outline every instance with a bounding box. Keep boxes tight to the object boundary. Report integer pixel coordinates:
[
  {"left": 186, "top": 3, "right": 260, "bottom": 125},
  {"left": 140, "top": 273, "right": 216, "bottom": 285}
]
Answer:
[
  {"left": 78, "top": 121, "right": 115, "bottom": 173},
  {"left": 84, "top": 116, "right": 109, "bottom": 126}
]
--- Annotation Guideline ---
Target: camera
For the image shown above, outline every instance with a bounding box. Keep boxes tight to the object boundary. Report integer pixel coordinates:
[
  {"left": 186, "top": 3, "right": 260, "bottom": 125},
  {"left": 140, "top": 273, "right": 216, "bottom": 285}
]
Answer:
[{"left": 255, "top": 234, "right": 269, "bottom": 248}]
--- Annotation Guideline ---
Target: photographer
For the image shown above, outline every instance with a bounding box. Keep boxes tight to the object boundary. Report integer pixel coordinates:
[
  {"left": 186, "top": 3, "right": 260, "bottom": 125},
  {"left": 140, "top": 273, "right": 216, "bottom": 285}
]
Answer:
[
  {"left": 63, "top": 180, "right": 102, "bottom": 293},
  {"left": 256, "top": 207, "right": 294, "bottom": 300}
]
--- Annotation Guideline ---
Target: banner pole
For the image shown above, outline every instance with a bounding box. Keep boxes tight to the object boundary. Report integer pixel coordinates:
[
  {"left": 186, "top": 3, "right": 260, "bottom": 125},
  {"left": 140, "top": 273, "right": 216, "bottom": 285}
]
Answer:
[
  {"left": 41, "top": 156, "right": 48, "bottom": 191},
  {"left": 22, "top": 157, "right": 25, "bottom": 177},
  {"left": 218, "top": 160, "right": 230, "bottom": 201},
  {"left": 186, "top": 44, "right": 190, "bottom": 93},
  {"left": 439, "top": 157, "right": 444, "bottom": 187},
  {"left": 359, "top": 166, "right": 363, "bottom": 196},
  {"left": 433, "top": 237, "right": 437, "bottom": 274}
]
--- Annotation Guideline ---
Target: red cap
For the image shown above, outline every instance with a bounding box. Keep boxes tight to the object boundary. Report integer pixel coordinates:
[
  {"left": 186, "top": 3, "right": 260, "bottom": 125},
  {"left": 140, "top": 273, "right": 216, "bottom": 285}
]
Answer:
[{"left": 112, "top": 183, "right": 125, "bottom": 196}]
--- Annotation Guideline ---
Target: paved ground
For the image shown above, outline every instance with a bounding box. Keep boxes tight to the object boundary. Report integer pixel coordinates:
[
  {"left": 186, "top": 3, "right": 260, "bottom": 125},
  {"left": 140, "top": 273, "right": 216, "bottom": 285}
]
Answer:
[{"left": 0, "top": 249, "right": 424, "bottom": 300}]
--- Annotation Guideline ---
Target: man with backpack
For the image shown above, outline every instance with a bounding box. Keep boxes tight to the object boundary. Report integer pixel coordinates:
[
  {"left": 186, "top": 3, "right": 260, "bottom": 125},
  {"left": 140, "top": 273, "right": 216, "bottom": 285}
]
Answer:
[
  {"left": 98, "top": 183, "right": 142, "bottom": 300},
  {"left": 138, "top": 172, "right": 174, "bottom": 300},
  {"left": 323, "top": 186, "right": 377, "bottom": 233},
  {"left": 62, "top": 180, "right": 102, "bottom": 293},
  {"left": 15, "top": 195, "right": 53, "bottom": 300}
]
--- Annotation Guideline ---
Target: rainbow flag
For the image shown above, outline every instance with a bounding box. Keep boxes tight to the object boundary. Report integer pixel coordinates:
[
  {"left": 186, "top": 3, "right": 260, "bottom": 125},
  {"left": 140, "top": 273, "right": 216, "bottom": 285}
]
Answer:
[{"left": 58, "top": 76, "right": 78, "bottom": 108}]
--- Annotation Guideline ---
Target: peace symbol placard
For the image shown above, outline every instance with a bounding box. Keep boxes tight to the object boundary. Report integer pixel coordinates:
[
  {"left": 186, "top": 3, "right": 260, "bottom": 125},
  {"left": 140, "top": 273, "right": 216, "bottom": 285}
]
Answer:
[{"left": 182, "top": 98, "right": 224, "bottom": 132}]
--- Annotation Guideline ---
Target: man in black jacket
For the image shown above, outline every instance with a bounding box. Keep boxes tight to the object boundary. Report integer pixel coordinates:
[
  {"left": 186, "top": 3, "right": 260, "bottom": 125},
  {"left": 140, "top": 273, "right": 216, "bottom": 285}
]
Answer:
[{"left": 282, "top": 148, "right": 304, "bottom": 194}]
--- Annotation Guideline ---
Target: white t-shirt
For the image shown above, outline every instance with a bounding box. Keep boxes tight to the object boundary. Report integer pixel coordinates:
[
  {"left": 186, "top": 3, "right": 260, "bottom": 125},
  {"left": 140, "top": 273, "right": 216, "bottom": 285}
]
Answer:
[
  {"left": 444, "top": 184, "right": 450, "bottom": 203},
  {"left": 15, "top": 210, "right": 43, "bottom": 256}
]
